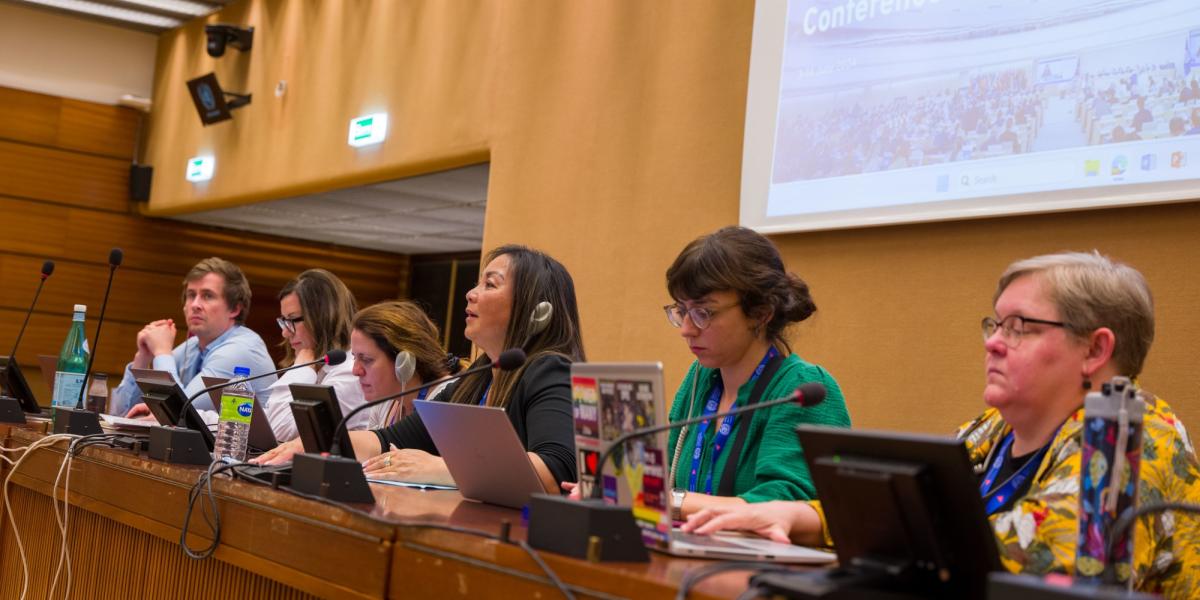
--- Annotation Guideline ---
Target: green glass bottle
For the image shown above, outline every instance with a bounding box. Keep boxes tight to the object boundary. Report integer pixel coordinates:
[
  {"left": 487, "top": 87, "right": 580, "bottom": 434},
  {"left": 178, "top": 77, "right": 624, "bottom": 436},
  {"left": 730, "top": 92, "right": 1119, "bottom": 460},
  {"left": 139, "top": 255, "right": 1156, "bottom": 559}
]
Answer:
[{"left": 51, "top": 304, "right": 89, "bottom": 409}]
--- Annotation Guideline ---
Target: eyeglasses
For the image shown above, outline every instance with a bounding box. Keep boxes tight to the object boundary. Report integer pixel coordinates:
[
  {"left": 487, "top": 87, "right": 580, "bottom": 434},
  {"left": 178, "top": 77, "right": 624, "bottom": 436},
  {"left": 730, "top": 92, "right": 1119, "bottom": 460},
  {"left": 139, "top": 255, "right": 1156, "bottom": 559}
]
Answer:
[
  {"left": 663, "top": 302, "right": 738, "bottom": 330},
  {"left": 276, "top": 315, "right": 304, "bottom": 333},
  {"left": 981, "top": 315, "right": 1069, "bottom": 348}
]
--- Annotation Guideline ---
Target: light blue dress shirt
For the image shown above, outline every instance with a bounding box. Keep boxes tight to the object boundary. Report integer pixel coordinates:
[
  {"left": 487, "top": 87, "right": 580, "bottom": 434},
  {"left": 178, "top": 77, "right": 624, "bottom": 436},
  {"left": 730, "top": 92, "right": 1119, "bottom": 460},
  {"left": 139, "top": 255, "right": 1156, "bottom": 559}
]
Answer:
[{"left": 110, "top": 324, "right": 277, "bottom": 417}]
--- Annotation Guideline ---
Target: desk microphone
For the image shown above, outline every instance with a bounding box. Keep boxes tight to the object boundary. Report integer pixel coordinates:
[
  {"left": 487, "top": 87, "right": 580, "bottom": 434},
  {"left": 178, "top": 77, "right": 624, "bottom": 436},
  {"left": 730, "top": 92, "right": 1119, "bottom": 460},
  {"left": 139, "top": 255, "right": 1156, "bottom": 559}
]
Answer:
[
  {"left": 147, "top": 350, "right": 347, "bottom": 465},
  {"left": 0, "top": 260, "right": 55, "bottom": 424},
  {"left": 527, "top": 382, "right": 827, "bottom": 562},
  {"left": 291, "top": 348, "right": 526, "bottom": 504},
  {"left": 54, "top": 249, "right": 122, "bottom": 435}
]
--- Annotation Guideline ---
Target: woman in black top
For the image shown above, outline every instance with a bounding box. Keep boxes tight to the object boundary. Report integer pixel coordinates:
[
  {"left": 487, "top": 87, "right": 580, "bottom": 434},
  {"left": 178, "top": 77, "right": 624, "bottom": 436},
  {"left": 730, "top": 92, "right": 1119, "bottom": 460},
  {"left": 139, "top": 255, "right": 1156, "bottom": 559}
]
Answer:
[{"left": 362, "top": 244, "right": 584, "bottom": 491}]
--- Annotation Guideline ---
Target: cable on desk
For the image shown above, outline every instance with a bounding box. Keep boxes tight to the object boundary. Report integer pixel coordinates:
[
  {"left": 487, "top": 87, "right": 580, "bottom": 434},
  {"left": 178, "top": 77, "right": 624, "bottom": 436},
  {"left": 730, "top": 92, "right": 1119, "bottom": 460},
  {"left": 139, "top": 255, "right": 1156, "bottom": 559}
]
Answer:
[
  {"left": 675, "top": 561, "right": 792, "bottom": 600},
  {"left": 49, "top": 432, "right": 125, "bottom": 600},
  {"left": 179, "top": 459, "right": 239, "bottom": 559},
  {"left": 1, "top": 432, "right": 78, "bottom": 600}
]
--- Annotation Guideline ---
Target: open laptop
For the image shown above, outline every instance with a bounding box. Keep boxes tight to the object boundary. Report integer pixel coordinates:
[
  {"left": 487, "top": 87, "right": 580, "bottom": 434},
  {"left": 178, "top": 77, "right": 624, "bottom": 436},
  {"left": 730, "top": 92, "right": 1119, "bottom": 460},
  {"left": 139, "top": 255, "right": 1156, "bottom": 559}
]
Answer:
[
  {"left": 413, "top": 399, "right": 545, "bottom": 509},
  {"left": 570, "top": 361, "right": 835, "bottom": 564}
]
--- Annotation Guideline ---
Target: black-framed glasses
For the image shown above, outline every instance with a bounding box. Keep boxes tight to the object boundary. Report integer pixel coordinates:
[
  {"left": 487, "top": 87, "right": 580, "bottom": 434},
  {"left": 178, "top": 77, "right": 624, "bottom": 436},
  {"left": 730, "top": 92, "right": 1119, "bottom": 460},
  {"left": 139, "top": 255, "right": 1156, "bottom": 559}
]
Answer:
[
  {"left": 663, "top": 302, "right": 737, "bottom": 330},
  {"left": 276, "top": 315, "right": 304, "bottom": 333},
  {"left": 981, "top": 315, "right": 1069, "bottom": 348}
]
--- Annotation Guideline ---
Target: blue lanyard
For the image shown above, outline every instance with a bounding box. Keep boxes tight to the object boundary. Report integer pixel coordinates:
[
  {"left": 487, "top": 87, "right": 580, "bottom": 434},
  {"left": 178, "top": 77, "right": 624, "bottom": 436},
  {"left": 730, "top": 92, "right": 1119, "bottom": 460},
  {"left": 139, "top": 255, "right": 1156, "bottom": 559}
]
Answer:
[
  {"left": 978, "top": 430, "right": 1053, "bottom": 515},
  {"left": 687, "top": 347, "right": 779, "bottom": 494},
  {"left": 478, "top": 381, "right": 491, "bottom": 406}
]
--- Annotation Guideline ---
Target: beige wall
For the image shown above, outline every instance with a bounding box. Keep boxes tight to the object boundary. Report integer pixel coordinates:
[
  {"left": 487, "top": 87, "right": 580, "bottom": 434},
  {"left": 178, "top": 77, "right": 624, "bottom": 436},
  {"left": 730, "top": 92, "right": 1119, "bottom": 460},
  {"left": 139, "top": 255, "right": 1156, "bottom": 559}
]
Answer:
[
  {"left": 0, "top": 4, "right": 156, "bottom": 104},
  {"left": 143, "top": 1, "right": 1200, "bottom": 434}
]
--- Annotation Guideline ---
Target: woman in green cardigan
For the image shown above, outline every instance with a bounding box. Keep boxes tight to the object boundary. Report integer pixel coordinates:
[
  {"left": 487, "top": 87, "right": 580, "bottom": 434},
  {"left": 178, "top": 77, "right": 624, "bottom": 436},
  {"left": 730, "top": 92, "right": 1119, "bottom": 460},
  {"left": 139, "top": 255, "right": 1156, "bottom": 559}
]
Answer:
[{"left": 662, "top": 226, "right": 851, "bottom": 521}]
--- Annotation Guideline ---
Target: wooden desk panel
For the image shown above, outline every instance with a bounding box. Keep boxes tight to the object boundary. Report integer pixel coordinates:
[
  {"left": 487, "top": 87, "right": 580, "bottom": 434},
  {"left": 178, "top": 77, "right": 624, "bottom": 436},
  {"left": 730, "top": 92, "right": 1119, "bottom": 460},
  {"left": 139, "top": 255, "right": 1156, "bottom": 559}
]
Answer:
[{"left": 0, "top": 428, "right": 756, "bottom": 599}]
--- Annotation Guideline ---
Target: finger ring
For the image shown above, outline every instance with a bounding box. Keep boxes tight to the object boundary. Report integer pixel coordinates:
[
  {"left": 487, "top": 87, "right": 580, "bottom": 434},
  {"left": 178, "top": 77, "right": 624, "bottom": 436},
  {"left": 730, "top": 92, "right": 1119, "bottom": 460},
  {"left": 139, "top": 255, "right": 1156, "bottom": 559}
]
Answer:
[{"left": 384, "top": 456, "right": 392, "bottom": 467}]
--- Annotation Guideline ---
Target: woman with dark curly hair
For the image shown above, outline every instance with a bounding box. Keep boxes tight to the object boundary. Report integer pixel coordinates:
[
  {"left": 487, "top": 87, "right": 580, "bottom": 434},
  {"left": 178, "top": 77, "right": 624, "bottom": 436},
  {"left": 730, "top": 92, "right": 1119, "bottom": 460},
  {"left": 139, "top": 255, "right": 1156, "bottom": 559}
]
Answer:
[{"left": 660, "top": 226, "right": 850, "bottom": 521}]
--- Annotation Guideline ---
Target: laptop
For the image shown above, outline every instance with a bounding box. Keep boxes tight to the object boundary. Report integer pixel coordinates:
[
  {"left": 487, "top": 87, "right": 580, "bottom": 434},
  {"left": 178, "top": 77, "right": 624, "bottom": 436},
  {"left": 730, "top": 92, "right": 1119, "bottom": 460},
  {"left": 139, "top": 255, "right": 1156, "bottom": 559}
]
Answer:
[
  {"left": 413, "top": 399, "right": 545, "bottom": 509},
  {"left": 570, "top": 361, "right": 835, "bottom": 564}
]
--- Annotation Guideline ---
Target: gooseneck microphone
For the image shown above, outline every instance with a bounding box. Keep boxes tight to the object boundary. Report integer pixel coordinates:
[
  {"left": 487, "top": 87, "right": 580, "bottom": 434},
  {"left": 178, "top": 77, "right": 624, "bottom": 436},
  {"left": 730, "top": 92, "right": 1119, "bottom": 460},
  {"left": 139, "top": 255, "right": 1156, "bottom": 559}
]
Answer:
[
  {"left": 8, "top": 260, "right": 55, "bottom": 362},
  {"left": 75, "top": 249, "right": 122, "bottom": 409},
  {"left": 328, "top": 348, "right": 526, "bottom": 456},
  {"left": 0, "top": 260, "right": 55, "bottom": 423},
  {"left": 174, "top": 350, "right": 348, "bottom": 427},
  {"left": 589, "top": 382, "right": 827, "bottom": 500}
]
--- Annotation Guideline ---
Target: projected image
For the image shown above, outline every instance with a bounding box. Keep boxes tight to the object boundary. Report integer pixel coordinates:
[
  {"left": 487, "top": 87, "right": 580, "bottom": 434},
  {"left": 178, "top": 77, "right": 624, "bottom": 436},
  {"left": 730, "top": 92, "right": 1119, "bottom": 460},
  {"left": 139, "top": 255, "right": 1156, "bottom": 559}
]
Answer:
[{"left": 747, "top": 0, "right": 1200, "bottom": 229}]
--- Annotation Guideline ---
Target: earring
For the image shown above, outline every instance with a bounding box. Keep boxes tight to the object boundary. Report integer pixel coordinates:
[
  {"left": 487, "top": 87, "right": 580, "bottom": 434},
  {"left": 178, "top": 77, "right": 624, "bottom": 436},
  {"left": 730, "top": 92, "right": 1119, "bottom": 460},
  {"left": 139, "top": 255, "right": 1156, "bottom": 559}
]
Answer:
[{"left": 1082, "top": 376, "right": 1092, "bottom": 391}]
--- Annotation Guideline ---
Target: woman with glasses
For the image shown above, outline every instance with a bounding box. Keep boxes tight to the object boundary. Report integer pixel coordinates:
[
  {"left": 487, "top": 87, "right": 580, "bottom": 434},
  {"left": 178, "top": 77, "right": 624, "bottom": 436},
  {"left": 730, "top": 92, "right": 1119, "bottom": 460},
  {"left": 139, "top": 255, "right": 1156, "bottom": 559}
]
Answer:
[
  {"left": 682, "top": 251, "right": 1200, "bottom": 597},
  {"left": 261, "top": 268, "right": 367, "bottom": 441},
  {"left": 658, "top": 226, "right": 850, "bottom": 521}
]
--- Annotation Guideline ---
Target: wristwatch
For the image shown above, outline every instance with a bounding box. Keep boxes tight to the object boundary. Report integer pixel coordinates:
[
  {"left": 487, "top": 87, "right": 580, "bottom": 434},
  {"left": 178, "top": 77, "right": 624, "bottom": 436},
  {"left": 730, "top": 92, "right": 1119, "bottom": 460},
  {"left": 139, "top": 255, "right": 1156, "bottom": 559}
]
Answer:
[{"left": 670, "top": 488, "right": 687, "bottom": 521}]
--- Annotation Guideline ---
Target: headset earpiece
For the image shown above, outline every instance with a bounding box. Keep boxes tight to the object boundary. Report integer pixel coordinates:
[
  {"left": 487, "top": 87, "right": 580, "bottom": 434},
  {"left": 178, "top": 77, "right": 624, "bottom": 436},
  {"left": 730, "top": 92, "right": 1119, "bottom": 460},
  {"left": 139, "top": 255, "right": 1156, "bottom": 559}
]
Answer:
[
  {"left": 529, "top": 301, "right": 553, "bottom": 336},
  {"left": 394, "top": 350, "right": 416, "bottom": 384}
]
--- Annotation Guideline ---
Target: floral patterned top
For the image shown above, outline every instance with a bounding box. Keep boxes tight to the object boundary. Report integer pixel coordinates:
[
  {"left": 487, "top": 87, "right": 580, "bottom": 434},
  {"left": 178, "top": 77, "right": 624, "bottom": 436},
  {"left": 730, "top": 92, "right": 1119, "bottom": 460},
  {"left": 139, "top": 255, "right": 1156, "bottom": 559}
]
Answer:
[{"left": 809, "top": 395, "right": 1200, "bottom": 597}]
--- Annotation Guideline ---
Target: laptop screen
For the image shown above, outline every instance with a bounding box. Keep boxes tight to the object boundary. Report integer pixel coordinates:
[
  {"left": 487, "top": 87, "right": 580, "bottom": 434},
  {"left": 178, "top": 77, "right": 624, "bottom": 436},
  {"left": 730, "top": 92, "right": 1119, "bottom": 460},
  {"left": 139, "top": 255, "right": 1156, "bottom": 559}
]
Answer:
[{"left": 570, "top": 362, "right": 671, "bottom": 545}]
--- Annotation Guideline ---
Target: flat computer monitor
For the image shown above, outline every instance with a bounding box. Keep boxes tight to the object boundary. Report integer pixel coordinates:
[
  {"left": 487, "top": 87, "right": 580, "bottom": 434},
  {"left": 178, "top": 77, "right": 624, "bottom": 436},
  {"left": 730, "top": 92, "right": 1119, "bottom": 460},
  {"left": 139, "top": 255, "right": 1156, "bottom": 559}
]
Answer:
[
  {"left": 757, "top": 426, "right": 1001, "bottom": 599},
  {"left": 289, "top": 384, "right": 357, "bottom": 462},
  {"left": 135, "top": 378, "right": 215, "bottom": 451},
  {"left": 186, "top": 73, "right": 234, "bottom": 125},
  {"left": 0, "top": 355, "right": 42, "bottom": 415}
]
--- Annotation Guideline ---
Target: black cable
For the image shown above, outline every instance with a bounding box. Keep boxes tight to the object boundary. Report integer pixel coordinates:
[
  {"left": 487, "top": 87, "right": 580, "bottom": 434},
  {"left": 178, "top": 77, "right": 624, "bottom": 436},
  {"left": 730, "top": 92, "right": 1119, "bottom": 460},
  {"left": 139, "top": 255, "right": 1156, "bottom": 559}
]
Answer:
[
  {"left": 733, "top": 585, "right": 765, "bottom": 600},
  {"left": 514, "top": 539, "right": 576, "bottom": 600},
  {"left": 1108, "top": 501, "right": 1200, "bottom": 562},
  {"left": 180, "top": 460, "right": 237, "bottom": 559},
  {"left": 675, "top": 561, "right": 791, "bottom": 600}
]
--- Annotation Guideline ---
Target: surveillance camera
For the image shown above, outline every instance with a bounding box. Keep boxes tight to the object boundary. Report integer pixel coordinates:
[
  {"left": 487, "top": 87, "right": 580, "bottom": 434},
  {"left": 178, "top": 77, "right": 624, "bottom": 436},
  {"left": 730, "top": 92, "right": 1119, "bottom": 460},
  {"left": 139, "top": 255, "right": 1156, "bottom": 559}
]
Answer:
[{"left": 204, "top": 24, "right": 254, "bottom": 58}]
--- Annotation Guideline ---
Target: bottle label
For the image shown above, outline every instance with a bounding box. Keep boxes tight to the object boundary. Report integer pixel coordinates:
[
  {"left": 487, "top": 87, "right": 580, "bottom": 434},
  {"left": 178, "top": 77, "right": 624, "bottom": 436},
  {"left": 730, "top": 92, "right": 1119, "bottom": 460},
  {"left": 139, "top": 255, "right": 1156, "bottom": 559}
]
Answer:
[
  {"left": 52, "top": 371, "right": 86, "bottom": 408},
  {"left": 219, "top": 394, "right": 254, "bottom": 425}
]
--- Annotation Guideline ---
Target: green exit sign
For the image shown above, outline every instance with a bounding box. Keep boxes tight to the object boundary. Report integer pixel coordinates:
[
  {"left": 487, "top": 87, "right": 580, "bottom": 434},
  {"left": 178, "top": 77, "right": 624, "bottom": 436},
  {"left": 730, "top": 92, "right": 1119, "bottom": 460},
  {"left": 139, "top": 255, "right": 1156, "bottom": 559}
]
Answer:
[{"left": 348, "top": 112, "right": 388, "bottom": 147}]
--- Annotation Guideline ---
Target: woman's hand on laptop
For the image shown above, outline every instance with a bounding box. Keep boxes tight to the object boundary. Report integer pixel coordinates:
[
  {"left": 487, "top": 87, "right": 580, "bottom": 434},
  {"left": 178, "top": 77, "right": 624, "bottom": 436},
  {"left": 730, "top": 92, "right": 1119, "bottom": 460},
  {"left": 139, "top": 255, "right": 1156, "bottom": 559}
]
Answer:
[
  {"left": 252, "top": 438, "right": 304, "bottom": 465},
  {"left": 560, "top": 481, "right": 582, "bottom": 499},
  {"left": 682, "top": 501, "right": 814, "bottom": 545},
  {"left": 362, "top": 448, "right": 454, "bottom": 486}
]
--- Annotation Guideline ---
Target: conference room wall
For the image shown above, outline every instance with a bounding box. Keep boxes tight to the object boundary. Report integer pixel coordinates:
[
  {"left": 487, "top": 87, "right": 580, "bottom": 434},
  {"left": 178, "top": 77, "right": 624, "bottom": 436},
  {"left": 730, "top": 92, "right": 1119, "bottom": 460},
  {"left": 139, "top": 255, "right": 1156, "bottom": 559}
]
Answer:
[
  {"left": 142, "top": 2, "right": 1200, "bottom": 435},
  {"left": 0, "top": 85, "right": 410, "bottom": 403}
]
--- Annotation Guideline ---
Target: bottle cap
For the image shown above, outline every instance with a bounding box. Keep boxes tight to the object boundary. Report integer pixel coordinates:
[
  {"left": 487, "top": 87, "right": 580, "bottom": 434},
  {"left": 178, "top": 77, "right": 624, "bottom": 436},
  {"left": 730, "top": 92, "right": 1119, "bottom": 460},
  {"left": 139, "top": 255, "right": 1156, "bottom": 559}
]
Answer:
[
  {"left": 73, "top": 304, "right": 87, "bottom": 312},
  {"left": 234, "top": 366, "right": 251, "bottom": 377}
]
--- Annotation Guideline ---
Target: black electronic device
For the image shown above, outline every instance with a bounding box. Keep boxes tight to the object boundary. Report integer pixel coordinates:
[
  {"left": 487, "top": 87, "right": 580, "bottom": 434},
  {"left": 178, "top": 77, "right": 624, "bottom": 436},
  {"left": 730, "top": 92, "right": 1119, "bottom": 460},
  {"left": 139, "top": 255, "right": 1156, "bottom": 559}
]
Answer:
[
  {"left": 289, "top": 384, "right": 357, "bottom": 462},
  {"left": 748, "top": 426, "right": 1001, "bottom": 599},
  {"left": 186, "top": 73, "right": 251, "bottom": 125},
  {"left": 137, "top": 378, "right": 214, "bottom": 465},
  {"left": 0, "top": 259, "right": 55, "bottom": 424}
]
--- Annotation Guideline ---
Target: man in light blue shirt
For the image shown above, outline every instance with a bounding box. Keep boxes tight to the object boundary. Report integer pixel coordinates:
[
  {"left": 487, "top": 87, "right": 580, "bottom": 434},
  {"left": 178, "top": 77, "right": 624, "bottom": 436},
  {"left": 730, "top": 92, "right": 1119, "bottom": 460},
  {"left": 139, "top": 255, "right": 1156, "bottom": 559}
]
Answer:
[{"left": 110, "top": 257, "right": 276, "bottom": 422}]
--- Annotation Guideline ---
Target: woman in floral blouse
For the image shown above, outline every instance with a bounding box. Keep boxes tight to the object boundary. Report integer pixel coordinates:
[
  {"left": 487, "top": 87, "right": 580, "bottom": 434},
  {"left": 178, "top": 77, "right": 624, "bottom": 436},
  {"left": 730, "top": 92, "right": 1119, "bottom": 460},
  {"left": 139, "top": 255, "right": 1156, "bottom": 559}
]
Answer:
[{"left": 682, "top": 251, "right": 1200, "bottom": 598}]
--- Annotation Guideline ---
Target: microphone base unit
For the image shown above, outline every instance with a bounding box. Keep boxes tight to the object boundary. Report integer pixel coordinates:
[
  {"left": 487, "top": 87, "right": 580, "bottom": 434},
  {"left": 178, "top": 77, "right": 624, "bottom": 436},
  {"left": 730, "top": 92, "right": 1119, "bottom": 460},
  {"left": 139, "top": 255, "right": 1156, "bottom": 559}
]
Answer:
[
  {"left": 526, "top": 494, "right": 649, "bottom": 562},
  {"left": 0, "top": 396, "right": 27, "bottom": 424},
  {"left": 148, "top": 425, "right": 213, "bottom": 465},
  {"left": 51, "top": 406, "right": 103, "bottom": 435},
  {"left": 289, "top": 452, "right": 374, "bottom": 503}
]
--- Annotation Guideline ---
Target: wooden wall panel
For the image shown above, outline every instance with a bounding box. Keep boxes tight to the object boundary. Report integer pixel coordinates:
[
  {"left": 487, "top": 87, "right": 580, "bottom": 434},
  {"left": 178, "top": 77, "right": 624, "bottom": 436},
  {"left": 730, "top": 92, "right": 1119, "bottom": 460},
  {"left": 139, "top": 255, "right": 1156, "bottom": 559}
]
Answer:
[
  {"left": 0, "top": 85, "right": 409, "bottom": 408},
  {"left": 0, "top": 142, "right": 130, "bottom": 211}
]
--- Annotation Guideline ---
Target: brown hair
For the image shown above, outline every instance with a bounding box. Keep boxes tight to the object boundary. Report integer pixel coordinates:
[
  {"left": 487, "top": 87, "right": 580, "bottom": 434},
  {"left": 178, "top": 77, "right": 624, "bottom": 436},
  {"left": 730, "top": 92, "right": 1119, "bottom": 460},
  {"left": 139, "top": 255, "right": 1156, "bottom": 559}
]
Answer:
[
  {"left": 182, "top": 257, "right": 252, "bottom": 324},
  {"left": 666, "top": 226, "right": 815, "bottom": 353},
  {"left": 353, "top": 301, "right": 460, "bottom": 383},
  {"left": 450, "top": 245, "right": 586, "bottom": 408},
  {"left": 277, "top": 269, "right": 357, "bottom": 365}
]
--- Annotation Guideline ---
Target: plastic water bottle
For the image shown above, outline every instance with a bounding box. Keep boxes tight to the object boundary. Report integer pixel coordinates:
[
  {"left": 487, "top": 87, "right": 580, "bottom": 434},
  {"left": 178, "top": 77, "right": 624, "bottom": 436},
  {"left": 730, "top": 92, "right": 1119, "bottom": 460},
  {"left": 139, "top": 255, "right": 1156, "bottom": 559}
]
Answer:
[
  {"left": 51, "top": 304, "right": 90, "bottom": 408},
  {"left": 213, "top": 366, "right": 255, "bottom": 462}
]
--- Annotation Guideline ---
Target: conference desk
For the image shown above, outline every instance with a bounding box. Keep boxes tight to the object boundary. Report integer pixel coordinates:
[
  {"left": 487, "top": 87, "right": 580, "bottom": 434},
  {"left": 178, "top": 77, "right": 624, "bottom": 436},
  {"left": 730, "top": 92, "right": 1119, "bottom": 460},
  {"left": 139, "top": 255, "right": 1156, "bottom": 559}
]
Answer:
[{"left": 0, "top": 424, "right": 755, "bottom": 599}]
